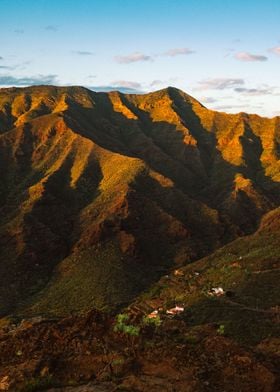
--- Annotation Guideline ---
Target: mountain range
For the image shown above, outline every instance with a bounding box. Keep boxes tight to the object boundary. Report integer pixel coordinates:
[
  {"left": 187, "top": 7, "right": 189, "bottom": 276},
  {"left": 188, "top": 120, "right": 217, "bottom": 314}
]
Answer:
[{"left": 0, "top": 86, "right": 279, "bottom": 391}]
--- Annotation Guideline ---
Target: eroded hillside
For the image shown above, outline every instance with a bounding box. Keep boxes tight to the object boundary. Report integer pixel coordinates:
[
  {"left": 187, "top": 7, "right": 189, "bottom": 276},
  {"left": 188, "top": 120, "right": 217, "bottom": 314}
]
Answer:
[{"left": 0, "top": 85, "right": 279, "bottom": 316}]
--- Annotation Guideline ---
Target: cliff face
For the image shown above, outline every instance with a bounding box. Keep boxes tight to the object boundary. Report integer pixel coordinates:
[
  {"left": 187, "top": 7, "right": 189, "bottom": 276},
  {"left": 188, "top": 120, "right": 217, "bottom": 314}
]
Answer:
[{"left": 0, "top": 85, "right": 279, "bottom": 316}]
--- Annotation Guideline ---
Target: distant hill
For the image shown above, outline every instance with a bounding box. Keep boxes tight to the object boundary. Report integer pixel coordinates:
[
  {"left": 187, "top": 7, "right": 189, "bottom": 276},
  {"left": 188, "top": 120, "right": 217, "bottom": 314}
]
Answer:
[{"left": 0, "top": 85, "right": 279, "bottom": 316}]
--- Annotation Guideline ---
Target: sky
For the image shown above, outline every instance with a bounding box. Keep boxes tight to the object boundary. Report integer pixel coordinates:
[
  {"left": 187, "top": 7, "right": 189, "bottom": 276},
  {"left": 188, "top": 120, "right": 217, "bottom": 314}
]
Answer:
[{"left": 0, "top": 0, "right": 279, "bottom": 117}]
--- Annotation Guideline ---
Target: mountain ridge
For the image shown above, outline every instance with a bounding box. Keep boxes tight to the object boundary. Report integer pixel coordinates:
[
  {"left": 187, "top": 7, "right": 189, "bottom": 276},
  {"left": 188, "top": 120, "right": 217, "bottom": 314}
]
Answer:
[
  {"left": 1, "top": 84, "right": 279, "bottom": 119},
  {"left": 0, "top": 85, "right": 279, "bottom": 317}
]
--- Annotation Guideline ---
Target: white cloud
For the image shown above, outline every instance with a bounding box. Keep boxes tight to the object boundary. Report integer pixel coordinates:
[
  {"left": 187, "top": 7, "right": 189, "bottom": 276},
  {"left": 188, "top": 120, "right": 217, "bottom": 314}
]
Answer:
[
  {"left": 163, "top": 48, "right": 195, "bottom": 57},
  {"left": 115, "top": 48, "right": 195, "bottom": 64},
  {"left": 150, "top": 80, "right": 163, "bottom": 87},
  {"left": 234, "top": 87, "right": 276, "bottom": 96},
  {"left": 196, "top": 78, "right": 245, "bottom": 90},
  {"left": 89, "top": 85, "right": 142, "bottom": 93},
  {"left": 269, "top": 46, "right": 280, "bottom": 55},
  {"left": 234, "top": 84, "right": 280, "bottom": 96},
  {"left": 111, "top": 80, "right": 142, "bottom": 89},
  {"left": 73, "top": 51, "right": 94, "bottom": 56},
  {"left": 0, "top": 74, "right": 58, "bottom": 86},
  {"left": 213, "top": 104, "right": 247, "bottom": 110},
  {"left": 235, "top": 52, "right": 268, "bottom": 62},
  {"left": 150, "top": 77, "right": 180, "bottom": 88},
  {"left": 115, "top": 52, "right": 152, "bottom": 64},
  {"left": 199, "top": 97, "right": 218, "bottom": 104}
]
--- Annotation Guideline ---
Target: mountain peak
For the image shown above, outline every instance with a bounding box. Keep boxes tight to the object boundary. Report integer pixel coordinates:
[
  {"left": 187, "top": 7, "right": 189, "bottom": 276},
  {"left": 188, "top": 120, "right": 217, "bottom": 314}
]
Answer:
[{"left": 146, "top": 86, "right": 205, "bottom": 108}]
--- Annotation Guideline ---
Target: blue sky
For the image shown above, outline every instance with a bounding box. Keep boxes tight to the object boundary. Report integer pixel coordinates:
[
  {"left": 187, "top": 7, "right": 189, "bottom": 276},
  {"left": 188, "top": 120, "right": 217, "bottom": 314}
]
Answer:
[{"left": 0, "top": 0, "right": 279, "bottom": 116}]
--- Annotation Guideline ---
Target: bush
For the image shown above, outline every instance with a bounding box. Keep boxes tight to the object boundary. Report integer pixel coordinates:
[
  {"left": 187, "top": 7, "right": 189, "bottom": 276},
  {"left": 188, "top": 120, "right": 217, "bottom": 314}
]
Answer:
[
  {"left": 142, "top": 315, "right": 162, "bottom": 328},
  {"left": 113, "top": 313, "right": 140, "bottom": 336}
]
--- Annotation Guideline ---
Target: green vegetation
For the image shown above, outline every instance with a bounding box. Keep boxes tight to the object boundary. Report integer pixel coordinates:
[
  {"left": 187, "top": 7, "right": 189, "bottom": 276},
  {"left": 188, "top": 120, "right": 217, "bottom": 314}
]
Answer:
[
  {"left": 142, "top": 314, "right": 162, "bottom": 328},
  {"left": 114, "top": 313, "right": 140, "bottom": 336},
  {"left": 19, "top": 242, "right": 145, "bottom": 317},
  {"left": 133, "top": 209, "right": 280, "bottom": 346},
  {"left": 217, "top": 324, "right": 225, "bottom": 335},
  {"left": 20, "top": 376, "right": 56, "bottom": 392},
  {"left": 0, "top": 86, "right": 279, "bottom": 330}
]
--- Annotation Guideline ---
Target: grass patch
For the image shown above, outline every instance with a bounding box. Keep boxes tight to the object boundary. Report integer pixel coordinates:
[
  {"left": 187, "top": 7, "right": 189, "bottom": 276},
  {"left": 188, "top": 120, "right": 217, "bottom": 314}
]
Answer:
[{"left": 20, "top": 376, "right": 56, "bottom": 392}]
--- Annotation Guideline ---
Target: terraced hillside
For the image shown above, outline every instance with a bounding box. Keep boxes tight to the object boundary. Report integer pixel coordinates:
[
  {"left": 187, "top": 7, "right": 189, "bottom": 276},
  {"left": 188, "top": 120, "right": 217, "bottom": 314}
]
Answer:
[
  {"left": 132, "top": 207, "right": 280, "bottom": 345},
  {"left": 0, "top": 208, "right": 279, "bottom": 391},
  {"left": 0, "top": 85, "right": 279, "bottom": 316}
]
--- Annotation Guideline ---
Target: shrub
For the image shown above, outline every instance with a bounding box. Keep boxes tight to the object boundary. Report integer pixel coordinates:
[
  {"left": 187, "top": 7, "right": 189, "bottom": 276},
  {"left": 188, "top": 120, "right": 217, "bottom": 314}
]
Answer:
[
  {"left": 142, "top": 315, "right": 162, "bottom": 328},
  {"left": 113, "top": 313, "right": 140, "bottom": 357},
  {"left": 217, "top": 324, "right": 225, "bottom": 335},
  {"left": 113, "top": 313, "right": 139, "bottom": 336}
]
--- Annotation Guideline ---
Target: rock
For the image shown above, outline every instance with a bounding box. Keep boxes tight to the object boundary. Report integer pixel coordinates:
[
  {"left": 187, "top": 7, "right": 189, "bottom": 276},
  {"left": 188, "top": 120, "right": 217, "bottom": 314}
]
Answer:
[{"left": 0, "top": 376, "right": 10, "bottom": 391}]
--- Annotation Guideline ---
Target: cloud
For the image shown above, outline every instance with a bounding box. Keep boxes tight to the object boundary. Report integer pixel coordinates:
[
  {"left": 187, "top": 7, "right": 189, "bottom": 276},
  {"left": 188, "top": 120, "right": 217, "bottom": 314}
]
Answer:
[
  {"left": 115, "top": 48, "right": 194, "bottom": 64},
  {"left": 111, "top": 80, "right": 142, "bottom": 89},
  {"left": 0, "top": 61, "right": 32, "bottom": 72},
  {"left": 45, "top": 25, "right": 58, "bottom": 31},
  {"left": 224, "top": 48, "right": 235, "bottom": 58},
  {"left": 115, "top": 52, "right": 152, "bottom": 64},
  {"left": 14, "top": 61, "right": 32, "bottom": 71},
  {"left": 196, "top": 78, "right": 245, "bottom": 90},
  {"left": 0, "top": 62, "right": 25, "bottom": 71},
  {"left": 150, "top": 77, "right": 181, "bottom": 88},
  {"left": 269, "top": 46, "right": 280, "bottom": 55},
  {"left": 163, "top": 48, "right": 195, "bottom": 57},
  {"left": 234, "top": 86, "right": 277, "bottom": 96},
  {"left": 0, "top": 56, "right": 3, "bottom": 60},
  {"left": 0, "top": 66, "right": 13, "bottom": 70},
  {"left": 73, "top": 51, "right": 94, "bottom": 56},
  {"left": 14, "top": 29, "right": 24, "bottom": 34},
  {"left": 235, "top": 52, "right": 268, "bottom": 62},
  {"left": 87, "top": 75, "right": 96, "bottom": 80},
  {"left": 213, "top": 104, "right": 264, "bottom": 114},
  {"left": 0, "top": 74, "right": 58, "bottom": 86},
  {"left": 213, "top": 104, "right": 247, "bottom": 110},
  {"left": 150, "top": 80, "right": 163, "bottom": 87},
  {"left": 89, "top": 85, "right": 142, "bottom": 94},
  {"left": 199, "top": 97, "right": 218, "bottom": 104}
]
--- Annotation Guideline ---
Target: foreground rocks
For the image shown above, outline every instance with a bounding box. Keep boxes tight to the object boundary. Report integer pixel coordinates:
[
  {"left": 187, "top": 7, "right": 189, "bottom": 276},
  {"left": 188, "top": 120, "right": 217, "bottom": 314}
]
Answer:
[{"left": 0, "top": 311, "right": 279, "bottom": 391}]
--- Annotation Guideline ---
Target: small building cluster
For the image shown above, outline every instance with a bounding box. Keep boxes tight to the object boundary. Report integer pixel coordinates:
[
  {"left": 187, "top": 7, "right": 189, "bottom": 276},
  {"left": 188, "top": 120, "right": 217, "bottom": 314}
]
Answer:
[
  {"left": 147, "top": 305, "right": 185, "bottom": 319},
  {"left": 147, "top": 310, "right": 159, "bottom": 319},
  {"left": 166, "top": 305, "right": 185, "bottom": 315},
  {"left": 208, "top": 287, "right": 225, "bottom": 297}
]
